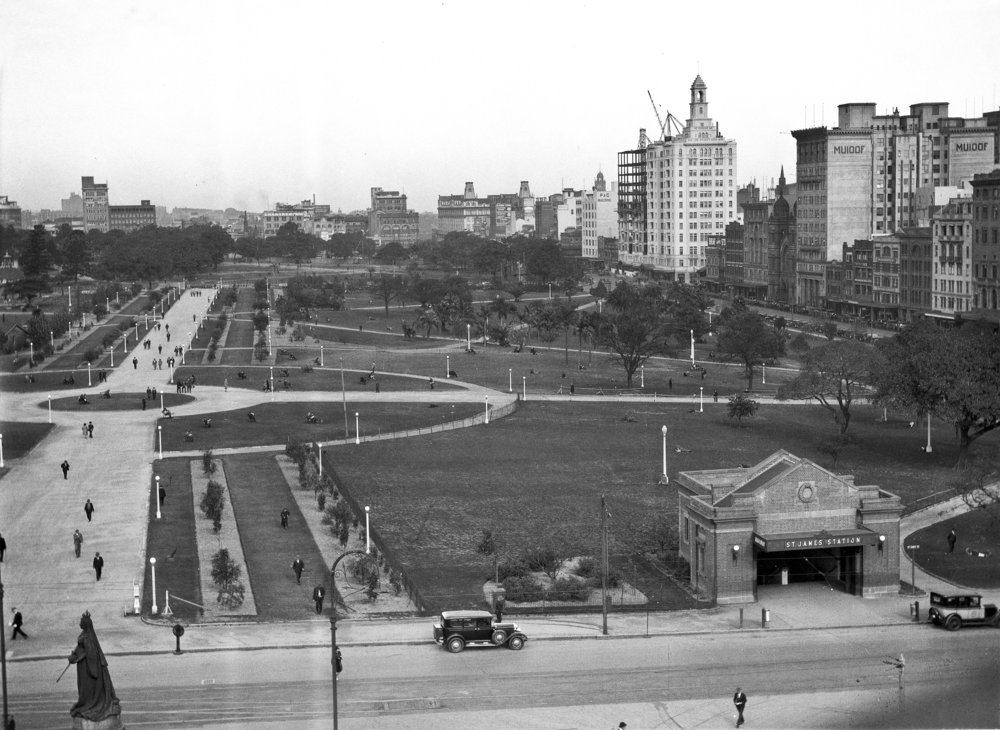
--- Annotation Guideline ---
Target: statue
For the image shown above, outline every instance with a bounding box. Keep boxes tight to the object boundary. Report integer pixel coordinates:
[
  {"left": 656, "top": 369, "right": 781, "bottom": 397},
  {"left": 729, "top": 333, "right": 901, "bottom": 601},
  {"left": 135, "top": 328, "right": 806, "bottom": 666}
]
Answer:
[{"left": 68, "top": 612, "right": 122, "bottom": 728}]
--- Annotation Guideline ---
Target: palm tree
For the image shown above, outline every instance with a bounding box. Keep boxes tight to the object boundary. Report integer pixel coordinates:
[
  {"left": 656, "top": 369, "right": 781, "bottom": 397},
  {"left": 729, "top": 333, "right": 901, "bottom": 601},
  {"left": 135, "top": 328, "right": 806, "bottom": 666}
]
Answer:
[{"left": 415, "top": 307, "right": 441, "bottom": 339}]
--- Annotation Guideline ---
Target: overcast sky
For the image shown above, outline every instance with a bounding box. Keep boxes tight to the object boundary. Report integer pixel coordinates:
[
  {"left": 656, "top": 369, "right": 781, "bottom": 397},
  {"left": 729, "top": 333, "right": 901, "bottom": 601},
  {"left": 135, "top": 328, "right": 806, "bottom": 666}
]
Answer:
[{"left": 2, "top": 0, "right": 998, "bottom": 215}]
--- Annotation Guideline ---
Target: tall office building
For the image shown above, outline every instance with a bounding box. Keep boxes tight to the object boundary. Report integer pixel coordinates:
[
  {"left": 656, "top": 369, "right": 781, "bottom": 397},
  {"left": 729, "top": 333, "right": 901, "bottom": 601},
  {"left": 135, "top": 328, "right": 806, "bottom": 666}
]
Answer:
[
  {"left": 617, "top": 76, "right": 738, "bottom": 283},
  {"left": 82, "top": 176, "right": 110, "bottom": 233},
  {"left": 582, "top": 172, "right": 618, "bottom": 261},
  {"left": 970, "top": 169, "right": 1000, "bottom": 323},
  {"left": 791, "top": 103, "right": 997, "bottom": 306},
  {"left": 109, "top": 200, "right": 156, "bottom": 232},
  {"left": 368, "top": 187, "right": 419, "bottom": 246}
]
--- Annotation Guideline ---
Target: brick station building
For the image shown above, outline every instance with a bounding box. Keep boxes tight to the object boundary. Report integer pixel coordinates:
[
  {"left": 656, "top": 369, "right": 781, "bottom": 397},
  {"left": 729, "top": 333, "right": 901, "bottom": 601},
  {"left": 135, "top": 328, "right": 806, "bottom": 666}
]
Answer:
[{"left": 676, "top": 450, "right": 902, "bottom": 604}]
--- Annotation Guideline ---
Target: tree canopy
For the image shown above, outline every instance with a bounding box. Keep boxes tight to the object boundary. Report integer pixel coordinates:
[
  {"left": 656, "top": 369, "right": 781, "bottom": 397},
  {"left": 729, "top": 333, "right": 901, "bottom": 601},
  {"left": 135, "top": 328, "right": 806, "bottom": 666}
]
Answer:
[{"left": 714, "top": 304, "right": 785, "bottom": 390}]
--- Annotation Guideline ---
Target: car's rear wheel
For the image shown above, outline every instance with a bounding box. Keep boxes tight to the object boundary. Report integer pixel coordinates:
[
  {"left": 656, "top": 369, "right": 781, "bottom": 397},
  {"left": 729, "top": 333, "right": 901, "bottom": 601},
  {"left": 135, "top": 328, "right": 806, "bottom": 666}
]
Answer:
[
  {"left": 507, "top": 635, "right": 525, "bottom": 650},
  {"left": 447, "top": 636, "right": 465, "bottom": 653},
  {"left": 991, "top": 613, "right": 1000, "bottom": 628},
  {"left": 491, "top": 629, "right": 507, "bottom": 645},
  {"left": 945, "top": 615, "right": 962, "bottom": 631}
]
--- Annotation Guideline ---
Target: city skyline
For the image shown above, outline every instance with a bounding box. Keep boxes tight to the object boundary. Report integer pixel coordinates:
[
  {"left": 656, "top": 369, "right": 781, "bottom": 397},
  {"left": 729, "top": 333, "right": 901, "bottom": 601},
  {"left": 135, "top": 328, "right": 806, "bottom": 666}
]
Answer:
[{"left": 2, "top": 0, "right": 999, "bottom": 214}]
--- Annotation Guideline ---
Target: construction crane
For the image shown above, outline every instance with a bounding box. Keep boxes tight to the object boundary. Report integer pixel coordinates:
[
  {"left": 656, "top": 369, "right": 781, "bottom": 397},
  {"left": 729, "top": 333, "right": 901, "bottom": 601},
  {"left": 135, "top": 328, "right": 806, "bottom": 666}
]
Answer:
[{"left": 647, "top": 90, "right": 682, "bottom": 141}]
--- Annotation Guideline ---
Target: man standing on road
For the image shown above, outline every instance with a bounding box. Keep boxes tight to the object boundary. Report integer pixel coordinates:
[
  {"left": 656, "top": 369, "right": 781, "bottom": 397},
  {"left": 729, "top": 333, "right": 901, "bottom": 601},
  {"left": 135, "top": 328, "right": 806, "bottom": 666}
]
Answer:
[
  {"left": 10, "top": 608, "right": 27, "bottom": 640},
  {"left": 84, "top": 499, "right": 95, "bottom": 522},
  {"left": 61, "top": 460, "right": 71, "bottom": 479},
  {"left": 93, "top": 552, "right": 104, "bottom": 581},
  {"left": 73, "top": 529, "right": 83, "bottom": 558},
  {"left": 313, "top": 585, "right": 326, "bottom": 614},
  {"left": 947, "top": 528, "right": 957, "bottom": 553},
  {"left": 733, "top": 687, "right": 747, "bottom": 727},
  {"left": 292, "top": 556, "right": 304, "bottom": 584},
  {"left": 87, "top": 421, "right": 94, "bottom": 439},
  {"left": 280, "top": 508, "right": 290, "bottom": 528}
]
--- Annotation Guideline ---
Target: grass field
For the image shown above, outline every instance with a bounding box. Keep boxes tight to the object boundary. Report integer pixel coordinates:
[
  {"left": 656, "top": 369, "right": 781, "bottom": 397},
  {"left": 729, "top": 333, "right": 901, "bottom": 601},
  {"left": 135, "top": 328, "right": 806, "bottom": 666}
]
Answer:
[
  {"left": 0, "top": 421, "right": 55, "bottom": 460},
  {"left": 317, "top": 400, "right": 998, "bottom": 612},
  {"left": 48, "top": 393, "right": 194, "bottom": 412},
  {"left": 156, "top": 401, "right": 484, "bottom": 451},
  {"left": 908, "top": 510, "right": 1000, "bottom": 589}
]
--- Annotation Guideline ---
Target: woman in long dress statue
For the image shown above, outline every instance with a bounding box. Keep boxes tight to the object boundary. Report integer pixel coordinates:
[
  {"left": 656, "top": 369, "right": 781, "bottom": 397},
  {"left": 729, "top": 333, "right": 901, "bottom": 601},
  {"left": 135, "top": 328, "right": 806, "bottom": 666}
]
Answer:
[{"left": 68, "top": 612, "right": 122, "bottom": 723}]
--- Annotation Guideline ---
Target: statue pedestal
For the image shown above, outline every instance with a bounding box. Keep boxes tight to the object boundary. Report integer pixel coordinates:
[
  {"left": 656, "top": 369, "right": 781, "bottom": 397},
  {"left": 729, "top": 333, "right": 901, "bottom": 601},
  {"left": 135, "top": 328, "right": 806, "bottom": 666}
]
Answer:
[{"left": 72, "top": 716, "right": 124, "bottom": 730}]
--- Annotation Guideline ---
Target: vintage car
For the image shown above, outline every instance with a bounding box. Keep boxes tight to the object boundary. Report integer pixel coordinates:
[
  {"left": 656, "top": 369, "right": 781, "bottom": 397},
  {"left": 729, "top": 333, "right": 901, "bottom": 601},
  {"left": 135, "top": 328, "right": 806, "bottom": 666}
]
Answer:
[
  {"left": 432, "top": 610, "right": 527, "bottom": 653},
  {"left": 927, "top": 592, "right": 1000, "bottom": 630}
]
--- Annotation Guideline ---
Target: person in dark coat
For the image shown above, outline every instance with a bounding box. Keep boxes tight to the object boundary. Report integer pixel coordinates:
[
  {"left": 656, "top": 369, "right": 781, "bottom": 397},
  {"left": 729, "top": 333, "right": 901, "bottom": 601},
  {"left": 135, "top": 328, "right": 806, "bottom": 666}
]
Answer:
[
  {"left": 84, "top": 499, "right": 95, "bottom": 522},
  {"left": 61, "top": 460, "right": 71, "bottom": 479},
  {"left": 73, "top": 529, "right": 84, "bottom": 558},
  {"left": 10, "top": 608, "right": 27, "bottom": 640},
  {"left": 280, "top": 508, "right": 290, "bottom": 528},
  {"left": 313, "top": 585, "right": 326, "bottom": 614},
  {"left": 0, "top": 532, "right": 6, "bottom": 562},
  {"left": 733, "top": 687, "right": 747, "bottom": 727},
  {"left": 68, "top": 612, "right": 121, "bottom": 723},
  {"left": 92, "top": 552, "right": 104, "bottom": 581},
  {"left": 947, "top": 528, "right": 957, "bottom": 553},
  {"left": 292, "top": 557, "right": 304, "bottom": 584}
]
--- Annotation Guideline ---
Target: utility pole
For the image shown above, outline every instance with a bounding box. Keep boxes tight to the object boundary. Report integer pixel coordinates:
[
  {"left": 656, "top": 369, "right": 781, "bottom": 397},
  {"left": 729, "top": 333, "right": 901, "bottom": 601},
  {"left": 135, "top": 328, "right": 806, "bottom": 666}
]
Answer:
[{"left": 601, "top": 495, "right": 609, "bottom": 636}]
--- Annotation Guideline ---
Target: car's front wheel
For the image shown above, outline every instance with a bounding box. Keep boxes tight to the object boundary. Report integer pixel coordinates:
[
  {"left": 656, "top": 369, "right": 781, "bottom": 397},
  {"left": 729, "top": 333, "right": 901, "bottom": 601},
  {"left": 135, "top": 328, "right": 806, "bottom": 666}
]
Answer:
[
  {"left": 491, "top": 629, "right": 507, "bottom": 645},
  {"left": 447, "top": 636, "right": 465, "bottom": 653},
  {"left": 507, "top": 635, "right": 525, "bottom": 650},
  {"left": 945, "top": 615, "right": 962, "bottom": 631}
]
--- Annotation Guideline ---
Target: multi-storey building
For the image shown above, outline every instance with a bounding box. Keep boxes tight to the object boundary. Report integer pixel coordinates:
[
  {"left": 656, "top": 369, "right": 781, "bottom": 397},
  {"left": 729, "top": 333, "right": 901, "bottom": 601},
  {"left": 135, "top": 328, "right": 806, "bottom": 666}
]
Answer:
[
  {"left": 61, "top": 192, "right": 84, "bottom": 217},
  {"left": 618, "top": 76, "right": 738, "bottom": 283},
  {"left": 792, "top": 103, "right": 998, "bottom": 306},
  {"left": 970, "top": 169, "right": 1000, "bottom": 323},
  {"left": 487, "top": 195, "right": 516, "bottom": 238},
  {"left": 368, "top": 187, "right": 419, "bottom": 247},
  {"left": 556, "top": 188, "right": 583, "bottom": 240},
  {"left": 437, "top": 182, "right": 491, "bottom": 237},
  {"left": 929, "top": 198, "right": 974, "bottom": 318},
  {"left": 582, "top": 172, "right": 618, "bottom": 262},
  {"left": 0, "top": 195, "right": 21, "bottom": 228},
  {"left": 534, "top": 197, "right": 559, "bottom": 240},
  {"left": 767, "top": 173, "right": 798, "bottom": 303},
  {"left": 82, "top": 176, "right": 110, "bottom": 233},
  {"left": 262, "top": 204, "right": 311, "bottom": 238},
  {"left": 898, "top": 228, "right": 933, "bottom": 321},
  {"left": 109, "top": 200, "right": 156, "bottom": 233}
]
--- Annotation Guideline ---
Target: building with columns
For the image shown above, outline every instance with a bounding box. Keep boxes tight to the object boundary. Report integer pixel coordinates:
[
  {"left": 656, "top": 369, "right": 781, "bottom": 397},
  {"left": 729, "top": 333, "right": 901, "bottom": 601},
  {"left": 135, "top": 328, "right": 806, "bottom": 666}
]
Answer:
[
  {"left": 617, "top": 75, "right": 738, "bottom": 282},
  {"left": 677, "top": 450, "right": 902, "bottom": 604}
]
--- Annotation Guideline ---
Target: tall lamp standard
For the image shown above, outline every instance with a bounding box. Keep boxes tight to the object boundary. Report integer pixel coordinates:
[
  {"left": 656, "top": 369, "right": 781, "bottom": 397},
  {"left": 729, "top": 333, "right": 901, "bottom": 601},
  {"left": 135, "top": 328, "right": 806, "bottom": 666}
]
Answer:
[
  {"left": 484, "top": 396, "right": 489, "bottom": 424},
  {"left": 355, "top": 413, "right": 360, "bottom": 445},
  {"left": 1, "top": 557, "right": 9, "bottom": 729},
  {"left": 155, "top": 475, "right": 162, "bottom": 520},
  {"left": 466, "top": 324, "right": 471, "bottom": 352},
  {"left": 690, "top": 329, "right": 695, "bottom": 369},
  {"left": 329, "top": 551, "right": 378, "bottom": 730},
  {"left": 149, "top": 557, "right": 158, "bottom": 614},
  {"left": 522, "top": 375, "right": 526, "bottom": 401},
  {"left": 0, "top": 434, "right": 4, "bottom": 468},
  {"left": 446, "top": 355, "right": 450, "bottom": 378},
  {"left": 157, "top": 425, "right": 163, "bottom": 460},
  {"left": 269, "top": 366, "right": 274, "bottom": 402},
  {"left": 340, "top": 359, "right": 348, "bottom": 438},
  {"left": 508, "top": 368, "right": 512, "bottom": 393},
  {"left": 660, "top": 425, "right": 669, "bottom": 484},
  {"left": 699, "top": 386, "right": 704, "bottom": 413},
  {"left": 87, "top": 362, "right": 92, "bottom": 387},
  {"left": 762, "top": 362, "right": 766, "bottom": 385},
  {"left": 47, "top": 395, "right": 52, "bottom": 424},
  {"left": 925, "top": 413, "right": 933, "bottom": 453},
  {"left": 364, "top": 506, "right": 370, "bottom": 554}
]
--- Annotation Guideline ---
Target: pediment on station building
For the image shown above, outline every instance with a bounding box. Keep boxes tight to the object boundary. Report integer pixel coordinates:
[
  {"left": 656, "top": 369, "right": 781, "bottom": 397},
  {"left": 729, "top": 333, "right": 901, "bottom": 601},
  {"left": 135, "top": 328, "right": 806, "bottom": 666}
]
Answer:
[{"left": 709, "top": 450, "right": 858, "bottom": 511}]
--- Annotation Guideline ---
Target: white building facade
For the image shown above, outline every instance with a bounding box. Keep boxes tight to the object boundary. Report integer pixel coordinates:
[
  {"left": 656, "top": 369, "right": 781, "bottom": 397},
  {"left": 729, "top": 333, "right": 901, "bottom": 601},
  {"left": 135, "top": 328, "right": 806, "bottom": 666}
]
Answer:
[{"left": 582, "top": 172, "right": 618, "bottom": 260}]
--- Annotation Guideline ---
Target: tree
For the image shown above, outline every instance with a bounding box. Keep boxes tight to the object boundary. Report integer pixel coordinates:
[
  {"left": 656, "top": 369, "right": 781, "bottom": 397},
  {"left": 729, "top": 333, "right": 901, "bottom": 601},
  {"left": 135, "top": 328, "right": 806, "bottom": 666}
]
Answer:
[
  {"left": 370, "top": 274, "right": 408, "bottom": 319},
  {"left": 211, "top": 548, "right": 246, "bottom": 609},
  {"left": 594, "top": 282, "right": 676, "bottom": 388},
  {"left": 252, "top": 310, "right": 269, "bottom": 333},
  {"left": 714, "top": 306, "right": 785, "bottom": 390},
  {"left": 6, "top": 226, "right": 52, "bottom": 304},
  {"left": 373, "top": 241, "right": 407, "bottom": 266},
  {"left": 874, "top": 320, "right": 1000, "bottom": 457},
  {"left": 727, "top": 394, "right": 759, "bottom": 423},
  {"left": 779, "top": 340, "right": 884, "bottom": 434},
  {"left": 199, "top": 480, "right": 225, "bottom": 532},
  {"left": 415, "top": 306, "right": 441, "bottom": 338}
]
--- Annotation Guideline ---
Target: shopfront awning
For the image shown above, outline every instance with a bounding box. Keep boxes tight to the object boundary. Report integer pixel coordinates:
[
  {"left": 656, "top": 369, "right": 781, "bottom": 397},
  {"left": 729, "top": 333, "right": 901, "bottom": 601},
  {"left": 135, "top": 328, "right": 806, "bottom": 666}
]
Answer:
[{"left": 752, "top": 528, "right": 880, "bottom": 553}]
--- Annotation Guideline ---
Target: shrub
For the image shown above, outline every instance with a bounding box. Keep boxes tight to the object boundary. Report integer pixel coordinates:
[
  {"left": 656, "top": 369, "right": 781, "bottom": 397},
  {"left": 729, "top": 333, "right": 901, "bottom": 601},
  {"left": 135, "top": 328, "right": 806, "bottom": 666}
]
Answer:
[
  {"left": 284, "top": 442, "right": 308, "bottom": 466},
  {"left": 83, "top": 348, "right": 102, "bottom": 364},
  {"left": 200, "top": 479, "right": 225, "bottom": 532},
  {"left": 523, "top": 547, "right": 560, "bottom": 579},
  {"left": 210, "top": 548, "right": 245, "bottom": 609},
  {"left": 317, "top": 493, "right": 327, "bottom": 511},
  {"left": 547, "top": 577, "right": 590, "bottom": 602},
  {"left": 202, "top": 449, "right": 216, "bottom": 476},
  {"left": 301, "top": 364, "right": 314, "bottom": 373},
  {"left": 321, "top": 502, "right": 336, "bottom": 526},
  {"left": 497, "top": 558, "right": 529, "bottom": 582},
  {"left": 574, "top": 557, "right": 597, "bottom": 579},
  {"left": 501, "top": 575, "right": 544, "bottom": 603},
  {"left": 727, "top": 394, "right": 759, "bottom": 423},
  {"left": 388, "top": 570, "right": 402, "bottom": 596}
]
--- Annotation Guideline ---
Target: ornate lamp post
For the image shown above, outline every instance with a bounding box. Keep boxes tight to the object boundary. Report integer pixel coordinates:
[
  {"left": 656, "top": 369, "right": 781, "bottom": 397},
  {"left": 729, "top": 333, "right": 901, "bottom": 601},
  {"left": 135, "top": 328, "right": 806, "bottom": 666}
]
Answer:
[
  {"left": 329, "top": 551, "right": 378, "bottom": 730},
  {"left": 660, "top": 425, "right": 669, "bottom": 484}
]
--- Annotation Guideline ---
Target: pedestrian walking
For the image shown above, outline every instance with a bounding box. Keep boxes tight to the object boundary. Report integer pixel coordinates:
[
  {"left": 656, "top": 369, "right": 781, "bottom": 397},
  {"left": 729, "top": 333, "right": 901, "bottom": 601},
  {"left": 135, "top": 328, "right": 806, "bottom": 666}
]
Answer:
[
  {"left": 313, "top": 585, "right": 326, "bottom": 614},
  {"left": 73, "top": 529, "right": 83, "bottom": 558},
  {"left": 158, "top": 344, "right": 162, "bottom": 355},
  {"left": 84, "top": 499, "right": 95, "bottom": 522},
  {"left": 947, "top": 528, "right": 957, "bottom": 553},
  {"left": 0, "top": 532, "right": 6, "bottom": 562},
  {"left": 93, "top": 552, "right": 104, "bottom": 581},
  {"left": 10, "top": 608, "right": 27, "bottom": 640},
  {"left": 223, "top": 378, "right": 228, "bottom": 392},
  {"left": 668, "top": 378, "right": 673, "bottom": 391},
  {"left": 82, "top": 422, "right": 88, "bottom": 439},
  {"left": 142, "top": 397, "right": 147, "bottom": 411},
  {"left": 132, "top": 357, "right": 138, "bottom": 369},
  {"left": 87, "top": 421, "right": 94, "bottom": 439},
  {"left": 61, "top": 460, "right": 70, "bottom": 479},
  {"left": 292, "top": 557, "right": 304, "bottom": 584},
  {"left": 713, "top": 390, "right": 719, "bottom": 402},
  {"left": 733, "top": 687, "right": 747, "bottom": 727},
  {"left": 280, "top": 508, "right": 290, "bottom": 528}
]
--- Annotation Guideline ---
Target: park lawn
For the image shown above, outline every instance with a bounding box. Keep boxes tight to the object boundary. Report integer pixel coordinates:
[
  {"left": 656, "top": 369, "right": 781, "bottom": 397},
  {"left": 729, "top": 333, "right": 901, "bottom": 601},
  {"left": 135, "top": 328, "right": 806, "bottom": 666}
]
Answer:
[
  {"left": 0, "top": 421, "right": 54, "bottom": 459},
  {"left": 44, "top": 291, "right": 159, "bottom": 370},
  {"left": 144, "top": 458, "right": 203, "bottom": 620},
  {"left": 220, "top": 453, "right": 327, "bottom": 620},
  {"left": 908, "top": 510, "right": 1000, "bottom": 589},
  {"left": 0, "top": 368, "right": 109, "bottom": 394},
  {"left": 170, "top": 363, "right": 465, "bottom": 393},
  {"left": 48, "top": 393, "right": 194, "bottom": 412},
  {"left": 218, "top": 289, "right": 259, "bottom": 366},
  {"left": 156, "top": 401, "right": 483, "bottom": 452},
  {"left": 321, "top": 401, "right": 999, "bottom": 612}
]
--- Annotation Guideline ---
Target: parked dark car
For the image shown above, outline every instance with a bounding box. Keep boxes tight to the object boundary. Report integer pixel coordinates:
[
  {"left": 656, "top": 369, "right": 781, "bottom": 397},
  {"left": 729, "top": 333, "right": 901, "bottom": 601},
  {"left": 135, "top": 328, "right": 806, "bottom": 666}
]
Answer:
[
  {"left": 927, "top": 592, "right": 1000, "bottom": 630},
  {"left": 432, "top": 610, "right": 527, "bottom": 653}
]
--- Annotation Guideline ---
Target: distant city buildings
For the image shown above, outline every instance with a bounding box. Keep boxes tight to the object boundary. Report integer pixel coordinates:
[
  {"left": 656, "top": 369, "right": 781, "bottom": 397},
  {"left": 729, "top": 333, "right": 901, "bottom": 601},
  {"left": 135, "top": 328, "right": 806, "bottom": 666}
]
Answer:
[
  {"left": 582, "top": 172, "right": 618, "bottom": 262},
  {"left": 618, "top": 75, "right": 739, "bottom": 283},
  {"left": 368, "top": 187, "right": 419, "bottom": 246},
  {"left": 437, "top": 181, "right": 538, "bottom": 239},
  {"left": 82, "top": 176, "right": 110, "bottom": 233},
  {"left": 970, "top": 169, "right": 1000, "bottom": 324},
  {"left": 109, "top": 200, "right": 156, "bottom": 233},
  {"left": 0, "top": 195, "right": 22, "bottom": 228}
]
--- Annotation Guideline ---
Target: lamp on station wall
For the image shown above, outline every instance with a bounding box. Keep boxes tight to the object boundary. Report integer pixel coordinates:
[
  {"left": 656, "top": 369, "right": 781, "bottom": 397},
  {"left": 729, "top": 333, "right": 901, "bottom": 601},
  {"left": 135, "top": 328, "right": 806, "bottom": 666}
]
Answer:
[
  {"left": 731, "top": 544, "right": 740, "bottom": 564},
  {"left": 878, "top": 535, "right": 886, "bottom": 553}
]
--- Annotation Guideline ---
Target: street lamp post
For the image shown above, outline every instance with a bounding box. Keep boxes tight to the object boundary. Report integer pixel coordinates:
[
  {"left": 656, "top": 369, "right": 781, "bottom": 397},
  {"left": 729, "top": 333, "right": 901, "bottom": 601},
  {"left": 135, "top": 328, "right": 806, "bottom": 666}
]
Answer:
[
  {"left": 508, "top": 368, "right": 512, "bottom": 393},
  {"left": 446, "top": 355, "right": 450, "bottom": 378},
  {"left": 320, "top": 345, "right": 324, "bottom": 367},
  {"left": 87, "top": 362, "right": 92, "bottom": 387},
  {"left": 700, "top": 387, "right": 704, "bottom": 413},
  {"left": 155, "top": 475, "right": 162, "bottom": 520},
  {"left": 317, "top": 445, "right": 322, "bottom": 477},
  {"left": 762, "top": 363, "right": 766, "bottom": 385},
  {"left": 641, "top": 365, "right": 645, "bottom": 388},
  {"left": 365, "top": 506, "right": 370, "bottom": 554},
  {"left": 0, "top": 434, "right": 4, "bottom": 468},
  {"left": 484, "top": 395, "right": 489, "bottom": 424},
  {"left": 522, "top": 375, "right": 526, "bottom": 401},
  {"left": 466, "top": 324, "right": 471, "bottom": 352},
  {"left": 661, "top": 425, "right": 669, "bottom": 484},
  {"left": 355, "top": 412, "right": 360, "bottom": 445},
  {"left": 270, "top": 366, "right": 274, "bottom": 402},
  {"left": 690, "top": 330, "right": 695, "bottom": 369},
  {"left": 925, "top": 413, "right": 933, "bottom": 453},
  {"left": 48, "top": 395, "right": 52, "bottom": 423},
  {"left": 329, "top": 551, "right": 378, "bottom": 730},
  {"left": 340, "top": 359, "right": 348, "bottom": 438},
  {"left": 150, "top": 557, "right": 158, "bottom": 614},
  {"left": 157, "top": 425, "right": 162, "bottom": 460},
  {"left": 29, "top": 342, "right": 33, "bottom": 364}
]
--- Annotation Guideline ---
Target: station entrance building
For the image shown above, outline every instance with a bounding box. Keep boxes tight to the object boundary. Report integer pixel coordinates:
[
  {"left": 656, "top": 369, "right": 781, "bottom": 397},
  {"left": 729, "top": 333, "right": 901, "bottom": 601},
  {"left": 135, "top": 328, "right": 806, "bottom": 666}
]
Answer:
[{"left": 676, "top": 450, "right": 903, "bottom": 604}]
